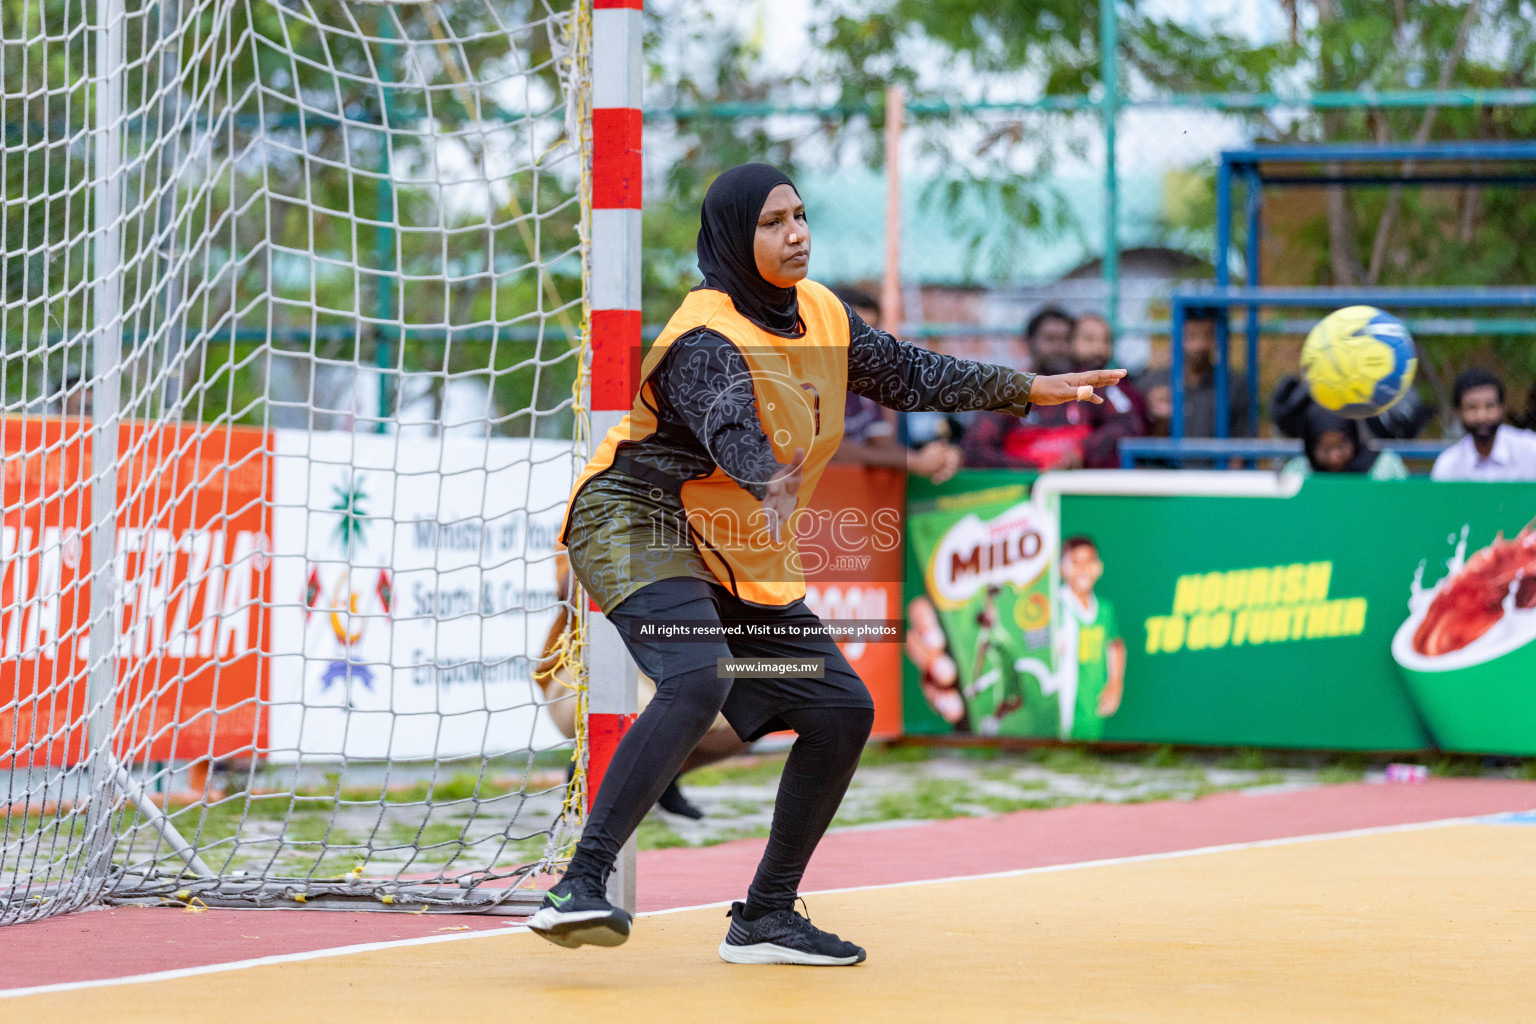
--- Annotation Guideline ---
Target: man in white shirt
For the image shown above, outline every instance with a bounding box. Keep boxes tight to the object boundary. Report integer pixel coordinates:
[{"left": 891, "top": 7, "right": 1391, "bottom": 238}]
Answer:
[{"left": 1431, "top": 369, "right": 1536, "bottom": 482}]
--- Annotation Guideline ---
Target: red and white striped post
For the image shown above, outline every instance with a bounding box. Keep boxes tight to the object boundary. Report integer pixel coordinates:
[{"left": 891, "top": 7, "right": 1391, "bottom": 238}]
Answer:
[{"left": 585, "top": 0, "right": 642, "bottom": 914}]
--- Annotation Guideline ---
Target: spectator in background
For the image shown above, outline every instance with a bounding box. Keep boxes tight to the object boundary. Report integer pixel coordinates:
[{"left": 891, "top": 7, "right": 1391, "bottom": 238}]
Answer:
[
  {"left": 1136, "top": 309, "right": 1251, "bottom": 439},
  {"left": 1069, "top": 313, "right": 1145, "bottom": 468},
  {"left": 1512, "top": 380, "right": 1536, "bottom": 432},
  {"left": 1282, "top": 405, "right": 1408, "bottom": 480},
  {"left": 1138, "top": 368, "right": 1174, "bottom": 437},
  {"left": 831, "top": 288, "right": 963, "bottom": 483},
  {"left": 50, "top": 372, "right": 92, "bottom": 418},
  {"left": 1022, "top": 306, "right": 1076, "bottom": 374},
  {"left": 1184, "top": 309, "right": 1251, "bottom": 437},
  {"left": 1432, "top": 368, "right": 1536, "bottom": 481},
  {"left": 961, "top": 306, "right": 1094, "bottom": 470}
]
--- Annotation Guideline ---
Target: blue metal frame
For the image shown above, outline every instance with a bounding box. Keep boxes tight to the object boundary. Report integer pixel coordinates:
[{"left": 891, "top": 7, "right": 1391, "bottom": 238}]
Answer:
[
  {"left": 1221, "top": 141, "right": 1536, "bottom": 165},
  {"left": 1170, "top": 141, "right": 1536, "bottom": 442},
  {"left": 1169, "top": 287, "right": 1536, "bottom": 440},
  {"left": 1119, "top": 436, "right": 1451, "bottom": 469}
]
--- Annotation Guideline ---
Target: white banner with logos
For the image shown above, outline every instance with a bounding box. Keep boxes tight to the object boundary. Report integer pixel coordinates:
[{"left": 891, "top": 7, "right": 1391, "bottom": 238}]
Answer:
[{"left": 266, "top": 430, "right": 573, "bottom": 762}]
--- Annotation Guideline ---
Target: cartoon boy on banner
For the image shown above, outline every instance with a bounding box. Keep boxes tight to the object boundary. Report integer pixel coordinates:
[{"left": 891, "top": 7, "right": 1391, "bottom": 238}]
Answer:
[
  {"left": 1012, "top": 535, "right": 1126, "bottom": 739},
  {"left": 1055, "top": 535, "right": 1126, "bottom": 739}
]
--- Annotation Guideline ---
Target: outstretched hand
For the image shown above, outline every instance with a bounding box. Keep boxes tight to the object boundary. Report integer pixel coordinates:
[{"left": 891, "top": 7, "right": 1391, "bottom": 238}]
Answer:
[
  {"left": 762, "top": 447, "right": 805, "bottom": 543},
  {"left": 1029, "top": 369, "right": 1128, "bottom": 406}
]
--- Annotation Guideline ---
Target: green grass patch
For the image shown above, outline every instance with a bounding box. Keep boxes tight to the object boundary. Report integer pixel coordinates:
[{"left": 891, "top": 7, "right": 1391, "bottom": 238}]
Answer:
[
  {"left": 1143, "top": 745, "right": 1186, "bottom": 769},
  {"left": 856, "top": 743, "right": 934, "bottom": 768},
  {"left": 499, "top": 835, "right": 553, "bottom": 865},
  {"left": 1221, "top": 748, "right": 1271, "bottom": 771},
  {"left": 971, "top": 793, "right": 1071, "bottom": 814},
  {"left": 702, "top": 826, "right": 772, "bottom": 846},
  {"left": 636, "top": 819, "right": 689, "bottom": 850},
  {"left": 837, "top": 777, "right": 977, "bottom": 825},
  {"left": 387, "top": 821, "right": 468, "bottom": 849},
  {"left": 1318, "top": 755, "right": 1365, "bottom": 784},
  {"left": 409, "top": 843, "right": 466, "bottom": 864},
  {"left": 721, "top": 799, "right": 762, "bottom": 816},
  {"left": 1, "top": 811, "right": 88, "bottom": 847},
  {"left": 1030, "top": 746, "right": 1110, "bottom": 776},
  {"left": 283, "top": 813, "right": 342, "bottom": 843},
  {"left": 684, "top": 755, "right": 788, "bottom": 787},
  {"left": 357, "top": 772, "right": 517, "bottom": 805},
  {"left": 170, "top": 800, "right": 245, "bottom": 846},
  {"left": 974, "top": 764, "right": 1052, "bottom": 787}
]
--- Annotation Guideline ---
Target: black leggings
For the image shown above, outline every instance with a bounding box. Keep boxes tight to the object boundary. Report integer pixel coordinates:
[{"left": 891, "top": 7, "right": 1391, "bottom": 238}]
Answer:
[{"left": 567, "top": 579, "right": 875, "bottom": 912}]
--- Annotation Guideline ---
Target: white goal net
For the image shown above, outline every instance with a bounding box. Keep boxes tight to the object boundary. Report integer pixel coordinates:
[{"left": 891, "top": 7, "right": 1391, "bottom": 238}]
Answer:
[{"left": 0, "top": 0, "right": 592, "bottom": 922}]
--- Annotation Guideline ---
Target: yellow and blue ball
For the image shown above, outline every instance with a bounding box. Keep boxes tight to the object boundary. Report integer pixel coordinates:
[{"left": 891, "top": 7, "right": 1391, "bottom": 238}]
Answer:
[{"left": 1300, "top": 306, "right": 1417, "bottom": 419}]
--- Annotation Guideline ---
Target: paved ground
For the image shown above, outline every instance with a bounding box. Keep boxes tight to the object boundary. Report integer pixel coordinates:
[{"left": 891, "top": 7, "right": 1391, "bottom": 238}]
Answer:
[
  {"left": 648, "top": 744, "right": 1331, "bottom": 848},
  {"left": 4, "top": 774, "right": 1536, "bottom": 995},
  {"left": 15, "top": 745, "right": 1497, "bottom": 889},
  {"left": 11, "top": 819, "right": 1536, "bottom": 1022}
]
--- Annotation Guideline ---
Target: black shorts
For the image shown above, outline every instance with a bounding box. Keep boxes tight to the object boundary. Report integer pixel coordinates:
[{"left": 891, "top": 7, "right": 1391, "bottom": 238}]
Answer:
[{"left": 605, "top": 577, "right": 874, "bottom": 742}]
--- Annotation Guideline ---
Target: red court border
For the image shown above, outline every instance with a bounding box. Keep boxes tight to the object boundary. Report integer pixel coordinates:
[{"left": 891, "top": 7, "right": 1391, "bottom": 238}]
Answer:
[{"left": 3, "top": 777, "right": 1534, "bottom": 993}]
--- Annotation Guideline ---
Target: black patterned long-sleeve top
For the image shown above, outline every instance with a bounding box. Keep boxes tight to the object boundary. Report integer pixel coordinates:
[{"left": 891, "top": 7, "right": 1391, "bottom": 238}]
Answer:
[
  {"left": 619, "top": 305, "right": 1033, "bottom": 499},
  {"left": 564, "top": 304, "right": 1035, "bottom": 612}
]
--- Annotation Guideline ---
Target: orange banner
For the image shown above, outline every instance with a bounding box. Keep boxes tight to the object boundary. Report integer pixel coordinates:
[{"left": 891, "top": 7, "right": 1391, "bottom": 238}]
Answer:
[
  {"left": 0, "top": 418, "right": 271, "bottom": 765},
  {"left": 801, "top": 465, "right": 906, "bottom": 739}
]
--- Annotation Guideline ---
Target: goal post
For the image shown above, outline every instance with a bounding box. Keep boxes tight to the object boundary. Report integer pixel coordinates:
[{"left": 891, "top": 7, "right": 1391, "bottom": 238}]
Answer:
[
  {"left": 583, "top": 0, "right": 642, "bottom": 916},
  {"left": 0, "top": 0, "right": 638, "bottom": 923}
]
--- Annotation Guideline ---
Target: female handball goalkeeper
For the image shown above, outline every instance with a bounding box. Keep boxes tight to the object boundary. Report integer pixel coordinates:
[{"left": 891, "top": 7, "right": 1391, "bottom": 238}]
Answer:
[{"left": 528, "top": 163, "right": 1123, "bottom": 964}]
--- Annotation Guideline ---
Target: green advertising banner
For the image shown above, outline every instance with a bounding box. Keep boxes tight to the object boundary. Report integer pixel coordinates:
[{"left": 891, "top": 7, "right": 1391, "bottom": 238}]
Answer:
[
  {"left": 903, "top": 472, "right": 1063, "bottom": 739},
  {"left": 904, "top": 472, "right": 1536, "bottom": 754}
]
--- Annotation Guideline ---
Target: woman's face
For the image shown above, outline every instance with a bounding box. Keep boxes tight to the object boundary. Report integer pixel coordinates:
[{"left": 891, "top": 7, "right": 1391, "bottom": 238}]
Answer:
[
  {"left": 753, "top": 184, "right": 811, "bottom": 288},
  {"left": 1314, "top": 430, "right": 1357, "bottom": 472}
]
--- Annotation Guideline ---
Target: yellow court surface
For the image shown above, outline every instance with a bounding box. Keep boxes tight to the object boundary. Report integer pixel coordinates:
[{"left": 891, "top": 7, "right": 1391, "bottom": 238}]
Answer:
[{"left": 14, "top": 823, "right": 1536, "bottom": 1024}]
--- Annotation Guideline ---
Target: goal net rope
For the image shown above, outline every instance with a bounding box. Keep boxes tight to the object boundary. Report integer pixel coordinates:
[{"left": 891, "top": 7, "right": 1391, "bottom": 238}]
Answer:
[{"left": 0, "top": 0, "right": 593, "bottom": 922}]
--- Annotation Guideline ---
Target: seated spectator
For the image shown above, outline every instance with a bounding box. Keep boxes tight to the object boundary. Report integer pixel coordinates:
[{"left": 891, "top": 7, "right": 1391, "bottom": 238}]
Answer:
[
  {"left": 1127, "top": 311, "right": 1251, "bottom": 469},
  {"left": 961, "top": 306, "right": 1092, "bottom": 470},
  {"left": 1512, "top": 380, "right": 1536, "bottom": 432},
  {"left": 1070, "top": 313, "right": 1145, "bottom": 468},
  {"left": 1122, "top": 368, "right": 1178, "bottom": 469},
  {"left": 831, "top": 288, "right": 962, "bottom": 483},
  {"left": 50, "top": 372, "right": 92, "bottom": 418},
  {"left": 1135, "top": 310, "right": 1251, "bottom": 439},
  {"left": 1138, "top": 368, "right": 1173, "bottom": 437},
  {"left": 1280, "top": 404, "right": 1408, "bottom": 480},
  {"left": 1432, "top": 368, "right": 1536, "bottom": 481},
  {"left": 1364, "top": 385, "right": 1434, "bottom": 441}
]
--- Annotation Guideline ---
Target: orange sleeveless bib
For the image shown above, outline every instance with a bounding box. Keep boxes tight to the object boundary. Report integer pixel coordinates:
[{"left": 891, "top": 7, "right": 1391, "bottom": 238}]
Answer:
[{"left": 563, "top": 280, "right": 850, "bottom": 606}]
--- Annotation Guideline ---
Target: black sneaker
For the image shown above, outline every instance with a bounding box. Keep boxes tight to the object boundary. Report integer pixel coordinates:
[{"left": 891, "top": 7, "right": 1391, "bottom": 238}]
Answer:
[
  {"left": 656, "top": 776, "right": 705, "bottom": 820},
  {"left": 527, "top": 873, "right": 632, "bottom": 949},
  {"left": 718, "top": 900, "right": 866, "bottom": 966}
]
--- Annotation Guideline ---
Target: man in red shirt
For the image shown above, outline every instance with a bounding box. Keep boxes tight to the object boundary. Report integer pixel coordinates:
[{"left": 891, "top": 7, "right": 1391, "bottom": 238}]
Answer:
[
  {"left": 1070, "top": 313, "right": 1146, "bottom": 469},
  {"left": 962, "top": 307, "right": 1139, "bottom": 471}
]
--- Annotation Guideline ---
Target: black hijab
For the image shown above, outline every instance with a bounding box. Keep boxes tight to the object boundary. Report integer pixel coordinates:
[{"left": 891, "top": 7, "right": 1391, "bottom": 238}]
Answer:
[
  {"left": 1302, "top": 404, "right": 1378, "bottom": 474},
  {"left": 695, "top": 163, "right": 803, "bottom": 335}
]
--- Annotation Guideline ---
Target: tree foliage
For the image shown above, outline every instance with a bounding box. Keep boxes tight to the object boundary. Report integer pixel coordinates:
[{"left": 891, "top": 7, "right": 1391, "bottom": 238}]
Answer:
[
  {"left": 642, "top": 0, "right": 1536, "bottom": 419},
  {"left": 2, "top": 0, "right": 582, "bottom": 433}
]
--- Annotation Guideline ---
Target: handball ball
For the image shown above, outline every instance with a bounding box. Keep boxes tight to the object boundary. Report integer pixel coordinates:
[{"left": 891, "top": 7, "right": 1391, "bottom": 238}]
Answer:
[{"left": 1300, "top": 306, "right": 1418, "bottom": 419}]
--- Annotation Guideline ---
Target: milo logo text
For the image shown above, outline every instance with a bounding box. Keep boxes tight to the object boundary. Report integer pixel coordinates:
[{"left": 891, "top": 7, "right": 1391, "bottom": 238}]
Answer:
[{"left": 929, "top": 501, "right": 1056, "bottom": 608}]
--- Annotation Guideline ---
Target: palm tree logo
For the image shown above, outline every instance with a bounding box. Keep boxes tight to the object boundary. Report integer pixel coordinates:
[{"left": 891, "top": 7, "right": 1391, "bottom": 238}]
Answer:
[
  {"left": 317, "top": 473, "right": 377, "bottom": 696},
  {"left": 331, "top": 474, "right": 370, "bottom": 556}
]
